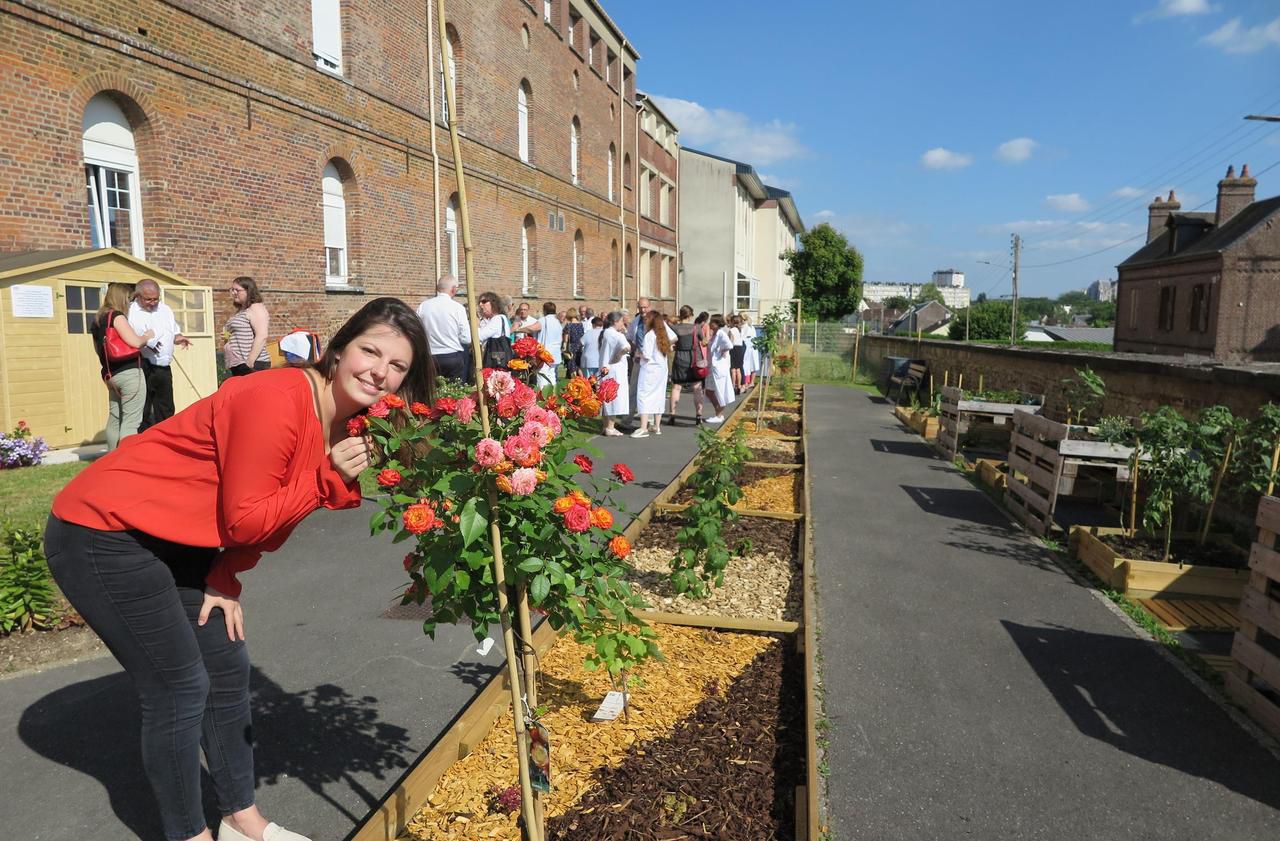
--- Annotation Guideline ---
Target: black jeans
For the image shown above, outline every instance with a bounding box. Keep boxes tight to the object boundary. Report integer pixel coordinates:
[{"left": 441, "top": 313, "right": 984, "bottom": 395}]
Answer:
[
  {"left": 433, "top": 349, "right": 472, "bottom": 383},
  {"left": 140, "top": 360, "right": 175, "bottom": 432},
  {"left": 229, "top": 360, "right": 270, "bottom": 377},
  {"left": 44, "top": 516, "right": 255, "bottom": 841}
]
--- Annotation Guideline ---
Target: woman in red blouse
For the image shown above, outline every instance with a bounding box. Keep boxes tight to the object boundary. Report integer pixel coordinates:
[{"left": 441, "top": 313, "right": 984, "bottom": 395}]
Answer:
[{"left": 45, "top": 297, "right": 435, "bottom": 841}]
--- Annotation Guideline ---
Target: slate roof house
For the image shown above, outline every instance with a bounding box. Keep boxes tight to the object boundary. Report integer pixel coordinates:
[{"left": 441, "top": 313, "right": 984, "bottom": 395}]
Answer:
[
  {"left": 889, "top": 300, "right": 953, "bottom": 336},
  {"left": 1115, "top": 165, "right": 1280, "bottom": 361}
]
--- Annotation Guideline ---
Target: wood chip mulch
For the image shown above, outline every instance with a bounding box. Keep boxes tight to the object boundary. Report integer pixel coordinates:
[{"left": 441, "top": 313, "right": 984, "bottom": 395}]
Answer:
[
  {"left": 672, "top": 465, "right": 800, "bottom": 507},
  {"left": 737, "top": 473, "right": 802, "bottom": 514},
  {"left": 637, "top": 513, "right": 799, "bottom": 559},
  {"left": 547, "top": 637, "right": 805, "bottom": 840},
  {"left": 407, "top": 625, "right": 775, "bottom": 840},
  {"left": 748, "top": 437, "right": 803, "bottom": 459},
  {"left": 626, "top": 545, "right": 801, "bottom": 622},
  {"left": 749, "top": 446, "right": 802, "bottom": 465}
]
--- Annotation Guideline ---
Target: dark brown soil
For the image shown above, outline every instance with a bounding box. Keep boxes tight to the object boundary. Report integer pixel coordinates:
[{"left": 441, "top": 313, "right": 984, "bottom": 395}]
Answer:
[
  {"left": 637, "top": 513, "right": 799, "bottom": 559},
  {"left": 546, "top": 637, "right": 805, "bottom": 840},
  {"left": 768, "top": 416, "right": 800, "bottom": 436},
  {"left": 1098, "top": 533, "right": 1247, "bottom": 569},
  {"left": 0, "top": 619, "right": 106, "bottom": 676},
  {"left": 749, "top": 446, "right": 802, "bottom": 465},
  {"left": 672, "top": 465, "right": 800, "bottom": 505}
]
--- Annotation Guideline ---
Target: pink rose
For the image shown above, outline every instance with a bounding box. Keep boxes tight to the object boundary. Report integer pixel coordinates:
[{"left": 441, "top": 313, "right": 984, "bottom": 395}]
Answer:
[
  {"left": 368, "top": 400, "right": 390, "bottom": 418},
  {"left": 543, "top": 410, "right": 562, "bottom": 437},
  {"left": 456, "top": 397, "right": 476, "bottom": 424},
  {"left": 513, "top": 382, "right": 537, "bottom": 410},
  {"left": 509, "top": 467, "right": 539, "bottom": 496},
  {"left": 504, "top": 434, "right": 538, "bottom": 466},
  {"left": 519, "top": 421, "right": 549, "bottom": 447},
  {"left": 486, "top": 370, "right": 516, "bottom": 399},
  {"left": 475, "top": 438, "right": 503, "bottom": 468}
]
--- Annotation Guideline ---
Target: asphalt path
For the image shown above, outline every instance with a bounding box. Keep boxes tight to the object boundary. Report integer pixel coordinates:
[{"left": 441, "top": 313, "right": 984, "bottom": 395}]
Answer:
[{"left": 808, "top": 385, "right": 1280, "bottom": 841}]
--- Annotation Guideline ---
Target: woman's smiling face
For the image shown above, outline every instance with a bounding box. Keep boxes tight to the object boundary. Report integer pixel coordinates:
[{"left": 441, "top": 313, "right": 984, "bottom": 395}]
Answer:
[{"left": 333, "top": 324, "right": 413, "bottom": 411}]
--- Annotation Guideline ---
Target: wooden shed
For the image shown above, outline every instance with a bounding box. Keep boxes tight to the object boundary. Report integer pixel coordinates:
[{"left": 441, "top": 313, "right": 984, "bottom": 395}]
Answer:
[{"left": 0, "top": 248, "right": 217, "bottom": 449}]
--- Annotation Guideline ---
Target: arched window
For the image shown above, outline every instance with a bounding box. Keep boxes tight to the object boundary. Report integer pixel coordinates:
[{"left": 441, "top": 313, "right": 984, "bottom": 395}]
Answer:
[
  {"left": 518, "top": 80, "right": 531, "bottom": 163},
  {"left": 522, "top": 214, "right": 537, "bottom": 295},
  {"left": 624, "top": 242, "right": 634, "bottom": 289},
  {"left": 322, "top": 161, "right": 348, "bottom": 285},
  {"left": 569, "top": 117, "right": 580, "bottom": 185},
  {"left": 572, "top": 230, "right": 585, "bottom": 297},
  {"left": 623, "top": 153, "right": 632, "bottom": 190},
  {"left": 83, "top": 93, "right": 145, "bottom": 257},
  {"left": 441, "top": 25, "right": 460, "bottom": 126},
  {"left": 445, "top": 193, "right": 461, "bottom": 286},
  {"left": 610, "top": 239, "right": 619, "bottom": 300},
  {"left": 607, "top": 143, "right": 616, "bottom": 202}
]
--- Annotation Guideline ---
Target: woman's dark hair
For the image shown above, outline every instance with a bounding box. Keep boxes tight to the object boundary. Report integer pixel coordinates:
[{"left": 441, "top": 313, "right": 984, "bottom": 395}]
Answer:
[
  {"left": 710, "top": 314, "right": 726, "bottom": 332},
  {"left": 478, "top": 291, "right": 504, "bottom": 312},
  {"left": 678, "top": 304, "right": 694, "bottom": 321},
  {"left": 591, "top": 316, "right": 604, "bottom": 328},
  {"left": 543, "top": 301, "right": 557, "bottom": 315},
  {"left": 314, "top": 297, "right": 436, "bottom": 406},
  {"left": 645, "top": 310, "right": 672, "bottom": 357},
  {"left": 231, "top": 276, "right": 263, "bottom": 308}
]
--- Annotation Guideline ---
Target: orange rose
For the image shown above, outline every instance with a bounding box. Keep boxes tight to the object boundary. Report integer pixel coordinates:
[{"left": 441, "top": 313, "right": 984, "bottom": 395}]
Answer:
[
  {"left": 577, "top": 397, "right": 602, "bottom": 418},
  {"left": 565, "top": 376, "right": 593, "bottom": 401},
  {"left": 538, "top": 349, "right": 555, "bottom": 365},
  {"left": 607, "top": 535, "right": 631, "bottom": 558},
  {"left": 383, "top": 394, "right": 406, "bottom": 409},
  {"left": 508, "top": 358, "right": 530, "bottom": 370},
  {"left": 495, "top": 459, "right": 514, "bottom": 473},
  {"left": 403, "top": 503, "right": 437, "bottom": 535},
  {"left": 535, "top": 469, "right": 547, "bottom": 482},
  {"left": 553, "top": 496, "right": 576, "bottom": 514},
  {"left": 591, "top": 507, "right": 613, "bottom": 529},
  {"left": 495, "top": 474, "right": 514, "bottom": 494},
  {"left": 570, "top": 489, "right": 591, "bottom": 507}
]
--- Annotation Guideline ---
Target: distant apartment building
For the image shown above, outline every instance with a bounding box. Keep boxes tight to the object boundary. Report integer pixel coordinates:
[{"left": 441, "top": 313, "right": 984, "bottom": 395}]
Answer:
[
  {"left": 862, "top": 282, "right": 971, "bottom": 311},
  {"left": 932, "top": 268, "right": 965, "bottom": 288},
  {"left": 677, "top": 148, "right": 803, "bottom": 318},
  {"left": 1088, "top": 279, "right": 1116, "bottom": 302},
  {"left": 1115, "top": 165, "right": 1280, "bottom": 361},
  {"left": 634, "top": 93, "right": 679, "bottom": 308}
]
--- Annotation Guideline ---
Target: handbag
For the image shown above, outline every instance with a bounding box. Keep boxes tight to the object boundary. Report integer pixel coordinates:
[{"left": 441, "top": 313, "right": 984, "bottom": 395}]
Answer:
[
  {"left": 690, "top": 336, "right": 710, "bottom": 380},
  {"left": 104, "top": 311, "right": 140, "bottom": 364},
  {"left": 482, "top": 316, "right": 515, "bottom": 369}
]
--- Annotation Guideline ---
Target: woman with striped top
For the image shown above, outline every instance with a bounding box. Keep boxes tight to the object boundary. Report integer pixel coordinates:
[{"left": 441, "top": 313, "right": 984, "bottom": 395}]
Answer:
[{"left": 224, "top": 277, "right": 270, "bottom": 376}]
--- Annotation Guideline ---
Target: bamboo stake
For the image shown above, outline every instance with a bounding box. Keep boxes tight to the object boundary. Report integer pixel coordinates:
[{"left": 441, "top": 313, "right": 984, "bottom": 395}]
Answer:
[
  {"left": 978, "top": 374, "right": 984, "bottom": 394},
  {"left": 436, "top": 2, "right": 542, "bottom": 837},
  {"left": 957, "top": 373, "right": 963, "bottom": 391},
  {"left": 1128, "top": 439, "right": 1140, "bottom": 538},
  {"left": 1200, "top": 433, "right": 1235, "bottom": 544},
  {"left": 850, "top": 324, "right": 862, "bottom": 382},
  {"left": 1268, "top": 437, "right": 1280, "bottom": 497}
]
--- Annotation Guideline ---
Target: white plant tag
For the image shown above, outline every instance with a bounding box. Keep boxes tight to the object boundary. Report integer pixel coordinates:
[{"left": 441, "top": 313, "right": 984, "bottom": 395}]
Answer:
[
  {"left": 476, "top": 637, "right": 495, "bottom": 656},
  {"left": 591, "top": 690, "right": 629, "bottom": 722}
]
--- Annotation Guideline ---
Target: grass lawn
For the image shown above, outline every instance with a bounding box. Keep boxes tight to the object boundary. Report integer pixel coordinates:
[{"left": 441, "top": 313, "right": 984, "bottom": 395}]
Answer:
[{"left": 0, "top": 462, "right": 88, "bottom": 531}]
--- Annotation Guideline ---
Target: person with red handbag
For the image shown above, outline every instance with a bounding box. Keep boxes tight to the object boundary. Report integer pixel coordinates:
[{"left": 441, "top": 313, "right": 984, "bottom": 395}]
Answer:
[{"left": 91, "top": 282, "right": 155, "bottom": 450}]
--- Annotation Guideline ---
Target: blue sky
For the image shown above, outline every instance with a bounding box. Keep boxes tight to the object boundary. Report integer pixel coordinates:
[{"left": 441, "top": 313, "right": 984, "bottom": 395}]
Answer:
[{"left": 609, "top": 0, "right": 1280, "bottom": 299}]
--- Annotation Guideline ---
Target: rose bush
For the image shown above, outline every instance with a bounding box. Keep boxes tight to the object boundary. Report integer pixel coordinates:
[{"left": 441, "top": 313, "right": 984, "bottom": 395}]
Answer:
[{"left": 364, "top": 339, "right": 659, "bottom": 675}]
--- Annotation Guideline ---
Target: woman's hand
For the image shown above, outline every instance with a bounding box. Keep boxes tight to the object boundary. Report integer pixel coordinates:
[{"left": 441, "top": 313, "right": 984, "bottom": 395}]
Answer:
[
  {"left": 331, "top": 434, "right": 374, "bottom": 484},
  {"left": 199, "top": 587, "right": 244, "bottom": 641}
]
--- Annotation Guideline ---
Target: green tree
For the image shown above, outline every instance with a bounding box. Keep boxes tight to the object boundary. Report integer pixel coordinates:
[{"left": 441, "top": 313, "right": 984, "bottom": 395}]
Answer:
[
  {"left": 882, "top": 295, "right": 911, "bottom": 311},
  {"left": 1088, "top": 301, "right": 1116, "bottom": 327},
  {"left": 784, "top": 223, "right": 864, "bottom": 321},
  {"left": 1017, "top": 297, "right": 1056, "bottom": 323},
  {"left": 976, "top": 292, "right": 988, "bottom": 303},
  {"left": 916, "top": 283, "right": 945, "bottom": 305},
  {"left": 1056, "top": 290, "right": 1092, "bottom": 308},
  {"left": 948, "top": 300, "right": 1027, "bottom": 342}
]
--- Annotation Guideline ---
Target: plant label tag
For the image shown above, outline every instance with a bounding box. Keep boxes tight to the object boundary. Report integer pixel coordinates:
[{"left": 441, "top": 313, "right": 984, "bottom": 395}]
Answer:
[
  {"left": 591, "top": 691, "right": 629, "bottom": 722},
  {"left": 475, "top": 637, "right": 495, "bottom": 656},
  {"left": 528, "top": 721, "right": 551, "bottom": 793}
]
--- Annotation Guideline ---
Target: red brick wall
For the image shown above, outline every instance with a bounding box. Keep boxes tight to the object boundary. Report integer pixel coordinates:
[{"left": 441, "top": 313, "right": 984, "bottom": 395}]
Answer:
[{"left": 0, "top": 0, "right": 640, "bottom": 339}]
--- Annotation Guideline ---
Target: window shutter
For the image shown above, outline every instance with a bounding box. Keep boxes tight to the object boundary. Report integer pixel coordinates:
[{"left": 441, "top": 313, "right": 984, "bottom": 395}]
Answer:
[{"left": 312, "top": 0, "right": 343, "bottom": 71}]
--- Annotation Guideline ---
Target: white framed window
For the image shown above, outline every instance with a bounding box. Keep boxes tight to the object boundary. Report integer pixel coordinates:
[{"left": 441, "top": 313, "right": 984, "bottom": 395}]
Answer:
[
  {"left": 445, "top": 194, "right": 460, "bottom": 284},
  {"left": 543, "top": 0, "right": 551, "bottom": 22},
  {"left": 569, "top": 118, "right": 580, "bottom": 185},
  {"left": 736, "top": 274, "right": 758, "bottom": 312},
  {"left": 588, "top": 32, "right": 595, "bottom": 65},
  {"left": 440, "top": 34, "right": 457, "bottom": 126},
  {"left": 639, "top": 249, "right": 651, "bottom": 297},
  {"left": 322, "top": 163, "right": 348, "bottom": 285},
  {"left": 659, "top": 183, "right": 670, "bottom": 225},
  {"left": 573, "top": 230, "right": 584, "bottom": 297},
  {"left": 83, "top": 94, "right": 144, "bottom": 257},
  {"left": 640, "top": 169, "right": 650, "bottom": 216},
  {"left": 607, "top": 144, "right": 615, "bottom": 201},
  {"left": 518, "top": 82, "right": 530, "bottom": 163},
  {"left": 311, "top": 0, "right": 343, "bottom": 73},
  {"left": 522, "top": 214, "right": 536, "bottom": 295}
]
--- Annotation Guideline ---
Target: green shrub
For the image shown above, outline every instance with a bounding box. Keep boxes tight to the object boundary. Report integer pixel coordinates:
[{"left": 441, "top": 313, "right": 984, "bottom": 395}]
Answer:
[
  {"left": 672, "top": 424, "right": 752, "bottom": 597},
  {"left": 0, "top": 524, "right": 59, "bottom": 634}
]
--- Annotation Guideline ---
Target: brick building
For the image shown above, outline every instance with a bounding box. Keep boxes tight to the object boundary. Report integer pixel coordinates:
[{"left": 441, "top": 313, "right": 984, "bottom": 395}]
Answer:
[
  {"left": 634, "top": 92, "right": 679, "bottom": 309},
  {"left": 0, "top": 0, "right": 649, "bottom": 339},
  {"left": 1115, "top": 165, "right": 1280, "bottom": 361}
]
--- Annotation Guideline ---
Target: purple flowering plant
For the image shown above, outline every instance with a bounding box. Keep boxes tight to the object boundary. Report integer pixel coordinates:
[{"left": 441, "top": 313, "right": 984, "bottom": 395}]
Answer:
[{"left": 0, "top": 420, "right": 48, "bottom": 469}]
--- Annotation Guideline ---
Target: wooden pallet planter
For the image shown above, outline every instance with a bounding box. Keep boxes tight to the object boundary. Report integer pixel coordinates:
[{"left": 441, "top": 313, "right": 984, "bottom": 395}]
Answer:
[
  {"left": 1068, "top": 525, "right": 1250, "bottom": 599},
  {"left": 936, "top": 385, "right": 1041, "bottom": 461},
  {"left": 1228, "top": 495, "right": 1280, "bottom": 743},
  {"left": 909, "top": 410, "right": 939, "bottom": 441},
  {"left": 976, "top": 458, "right": 1007, "bottom": 491},
  {"left": 1003, "top": 412, "right": 1135, "bottom": 537}
]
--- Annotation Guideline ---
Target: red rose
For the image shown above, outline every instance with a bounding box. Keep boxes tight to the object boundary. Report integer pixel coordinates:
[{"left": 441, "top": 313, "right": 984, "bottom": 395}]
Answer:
[
  {"left": 563, "top": 504, "right": 591, "bottom": 533},
  {"left": 435, "top": 397, "right": 459, "bottom": 415},
  {"left": 368, "top": 400, "right": 391, "bottom": 418},
  {"left": 513, "top": 336, "right": 540, "bottom": 359},
  {"left": 403, "top": 503, "right": 438, "bottom": 535},
  {"left": 346, "top": 415, "right": 368, "bottom": 437},
  {"left": 596, "top": 379, "right": 619, "bottom": 402},
  {"left": 410, "top": 402, "right": 431, "bottom": 416},
  {"left": 383, "top": 394, "right": 406, "bottom": 409},
  {"left": 497, "top": 395, "right": 519, "bottom": 418},
  {"left": 403, "top": 553, "right": 415, "bottom": 571},
  {"left": 573, "top": 454, "right": 593, "bottom": 474},
  {"left": 513, "top": 383, "right": 537, "bottom": 409},
  {"left": 612, "top": 463, "right": 635, "bottom": 483},
  {"left": 376, "top": 468, "right": 402, "bottom": 487}
]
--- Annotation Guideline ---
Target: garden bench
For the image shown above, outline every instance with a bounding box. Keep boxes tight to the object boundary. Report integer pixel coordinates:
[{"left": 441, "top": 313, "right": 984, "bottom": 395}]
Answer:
[{"left": 888, "top": 361, "right": 928, "bottom": 405}]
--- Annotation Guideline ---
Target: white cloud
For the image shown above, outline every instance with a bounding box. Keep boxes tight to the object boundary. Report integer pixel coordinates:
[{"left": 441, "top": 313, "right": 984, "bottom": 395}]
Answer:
[
  {"left": 1134, "top": 0, "right": 1216, "bottom": 23},
  {"left": 921, "top": 147, "right": 973, "bottom": 170},
  {"left": 813, "top": 209, "right": 836, "bottom": 219},
  {"left": 1111, "top": 186, "right": 1146, "bottom": 199},
  {"left": 981, "top": 220, "right": 1138, "bottom": 252},
  {"left": 995, "top": 137, "right": 1037, "bottom": 164},
  {"left": 1045, "top": 193, "right": 1091, "bottom": 212},
  {"left": 649, "top": 95, "right": 806, "bottom": 166},
  {"left": 1201, "top": 16, "right": 1280, "bottom": 54}
]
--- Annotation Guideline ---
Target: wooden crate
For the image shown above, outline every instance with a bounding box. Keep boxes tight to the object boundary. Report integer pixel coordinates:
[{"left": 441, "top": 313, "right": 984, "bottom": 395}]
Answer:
[
  {"left": 937, "top": 386, "right": 1041, "bottom": 461},
  {"left": 1069, "top": 526, "right": 1250, "bottom": 599},
  {"left": 1228, "top": 495, "right": 1280, "bottom": 743},
  {"left": 976, "top": 458, "right": 1007, "bottom": 491}
]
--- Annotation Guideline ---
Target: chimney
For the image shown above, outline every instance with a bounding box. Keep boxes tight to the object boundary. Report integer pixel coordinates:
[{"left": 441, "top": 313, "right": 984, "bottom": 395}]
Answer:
[
  {"left": 1215, "top": 164, "right": 1257, "bottom": 227},
  {"left": 1147, "top": 189, "right": 1180, "bottom": 243}
]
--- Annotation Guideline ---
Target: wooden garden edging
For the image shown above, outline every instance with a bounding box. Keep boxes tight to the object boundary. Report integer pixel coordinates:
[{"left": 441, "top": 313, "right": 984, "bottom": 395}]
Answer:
[
  {"left": 1004, "top": 412, "right": 1134, "bottom": 536},
  {"left": 936, "top": 385, "right": 1042, "bottom": 461},
  {"left": 1068, "top": 525, "right": 1249, "bottom": 600},
  {"left": 1228, "top": 495, "right": 1280, "bottom": 741},
  {"left": 800, "top": 385, "right": 819, "bottom": 841}
]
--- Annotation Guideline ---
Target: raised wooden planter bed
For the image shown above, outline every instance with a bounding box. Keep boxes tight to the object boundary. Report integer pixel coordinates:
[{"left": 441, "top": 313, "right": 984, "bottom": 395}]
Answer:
[
  {"left": 1068, "top": 525, "right": 1249, "bottom": 600},
  {"left": 1004, "top": 412, "right": 1135, "bottom": 536},
  {"left": 936, "top": 385, "right": 1041, "bottom": 461},
  {"left": 1228, "top": 495, "right": 1280, "bottom": 742},
  {"left": 976, "top": 458, "right": 1007, "bottom": 491}
]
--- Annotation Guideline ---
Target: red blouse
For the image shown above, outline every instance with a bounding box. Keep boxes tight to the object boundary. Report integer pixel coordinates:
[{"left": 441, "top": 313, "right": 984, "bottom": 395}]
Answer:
[{"left": 53, "top": 367, "right": 362, "bottom": 597}]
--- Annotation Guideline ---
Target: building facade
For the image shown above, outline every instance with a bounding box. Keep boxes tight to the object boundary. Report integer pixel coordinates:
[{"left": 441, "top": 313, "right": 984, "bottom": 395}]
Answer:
[
  {"left": 634, "top": 93, "right": 679, "bottom": 308},
  {"left": 677, "top": 148, "right": 802, "bottom": 319},
  {"left": 1115, "top": 166, "right": 1280, "bottom": 361},
  {"left": 1087, "top": 279, "right": 1116, "bottom": 302},
  {"left": 931, "top": 269, "right": 965, "bottom": 288},
  {"left": 0, "top": 0, "right": 650, "bottom": 338},
  {"left": 862, "top": 282, "right": 971, "bottom": 311}
]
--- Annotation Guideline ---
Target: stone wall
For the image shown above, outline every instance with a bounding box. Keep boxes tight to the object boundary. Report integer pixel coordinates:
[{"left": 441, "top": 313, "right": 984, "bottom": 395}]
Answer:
[{"left": 856, "top": 334, "right": 1280, "bottom": 420}]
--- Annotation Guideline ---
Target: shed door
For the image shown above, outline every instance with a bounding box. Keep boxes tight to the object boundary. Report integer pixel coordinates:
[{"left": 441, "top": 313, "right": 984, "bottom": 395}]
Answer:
[
  {"left": 62, "top": 281, "right": 106, "bottom": 446},
  {"left": 161, "top": 285, "right": 216, "bottom": 411}
]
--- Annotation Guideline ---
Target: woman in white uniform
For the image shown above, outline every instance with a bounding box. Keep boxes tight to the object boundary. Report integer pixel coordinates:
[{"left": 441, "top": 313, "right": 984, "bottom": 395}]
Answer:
[
  {"left": 741, "top": 314, "right": 759, "bottom": 386},
  {"left": 633, "top": 311, "right": 677, "bottom": 438},
  {"left": 599, "top": 311, "right": 631, "bottom": 437},
  {"left": 708, "top": 313, "right": 735, "bottom": 419}
]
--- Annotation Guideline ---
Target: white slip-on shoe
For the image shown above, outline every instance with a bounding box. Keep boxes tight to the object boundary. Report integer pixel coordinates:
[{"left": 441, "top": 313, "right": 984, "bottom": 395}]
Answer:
[
  {"left": 704, "top": 415, "right": 724, "bottom": 423},
  {"left": 630, "top": 428, "right": 649, "bottom": 438},
  {"left": 263, "top": 823, "right": 313, "bottom": 841}
]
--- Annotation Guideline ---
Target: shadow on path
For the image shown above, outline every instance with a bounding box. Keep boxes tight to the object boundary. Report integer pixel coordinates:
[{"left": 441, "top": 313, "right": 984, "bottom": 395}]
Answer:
[
  {"left": 900, "top": 485, "right": 1009, "bottom": 526},
  {"left": 1003, "top": 620, "right": 1280, "bottom": 812},
  {"left": 870, "top": 439, "right": 937, "bottom": 459},
  {"left": 18, "top": 665, "right": 414, "bottom": 837}
]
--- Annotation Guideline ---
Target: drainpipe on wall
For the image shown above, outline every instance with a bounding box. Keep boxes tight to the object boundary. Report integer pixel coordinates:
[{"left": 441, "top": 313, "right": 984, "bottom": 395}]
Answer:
[
  {"left": 674, "top": 143, "right": 680, "bottom": 311},
  {"left": 426, "top": 1, "right": 442, "bottom": 283},
  {"left": 632, "top": 77, "right": 641, "bottom": 311},
  {"left": 618, "top": 39, "right": 628, "bottom": 311}
]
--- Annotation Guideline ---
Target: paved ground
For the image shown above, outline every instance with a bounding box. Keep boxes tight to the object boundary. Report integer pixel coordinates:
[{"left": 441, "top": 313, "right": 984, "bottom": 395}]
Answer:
[
  {"left": 0, "top": 390, "right": 750, "bottom": 841},
  {"left": 808, "top": 386, "right": 1280, "bottom": 840}
]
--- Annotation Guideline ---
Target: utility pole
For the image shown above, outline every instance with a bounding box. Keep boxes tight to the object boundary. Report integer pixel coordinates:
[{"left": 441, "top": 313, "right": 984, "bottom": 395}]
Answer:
[{"left": 1010, "top": 233, "right": 1021, "bottom": 346}]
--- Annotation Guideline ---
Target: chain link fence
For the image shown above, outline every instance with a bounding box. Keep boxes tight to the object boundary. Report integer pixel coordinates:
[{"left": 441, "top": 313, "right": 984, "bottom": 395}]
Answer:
[{"left": 778, "top": 321, "right": 860, "bottom": 382}]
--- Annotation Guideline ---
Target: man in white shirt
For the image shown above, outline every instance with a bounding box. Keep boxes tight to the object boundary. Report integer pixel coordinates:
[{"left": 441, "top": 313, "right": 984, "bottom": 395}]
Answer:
[
  {"left": 128, "top": 279, "right": 191, "bottom": 431},
  {"left": 517, "top": 301, "right": 563, "bottom": 389},
  {"left": 417, "top": 274, "right": 471, "bottom": 382}
]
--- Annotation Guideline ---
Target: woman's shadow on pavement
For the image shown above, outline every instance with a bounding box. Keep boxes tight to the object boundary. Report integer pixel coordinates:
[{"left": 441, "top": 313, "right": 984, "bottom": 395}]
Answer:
[{"left": 19, "top": 665, "right": 413, "bottom": 839}]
